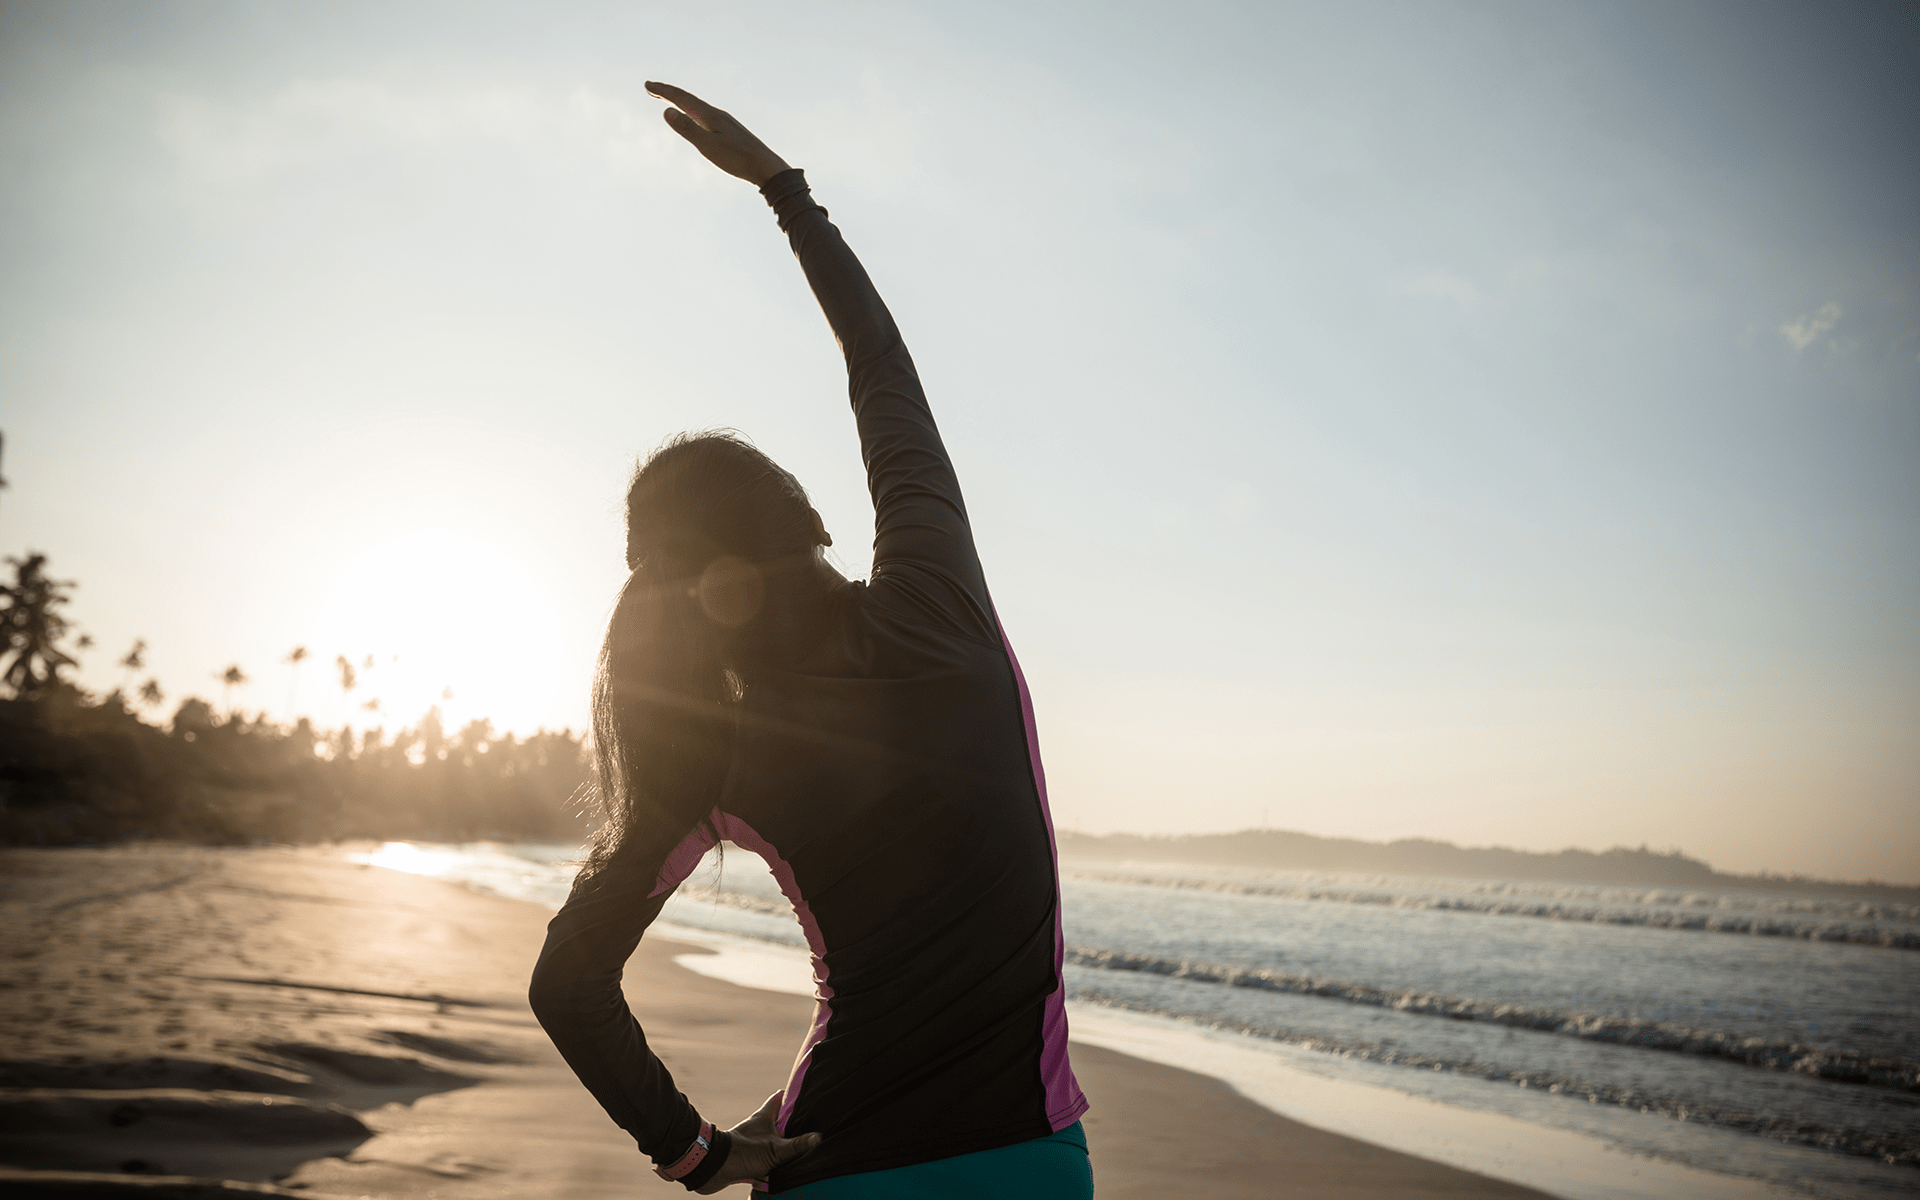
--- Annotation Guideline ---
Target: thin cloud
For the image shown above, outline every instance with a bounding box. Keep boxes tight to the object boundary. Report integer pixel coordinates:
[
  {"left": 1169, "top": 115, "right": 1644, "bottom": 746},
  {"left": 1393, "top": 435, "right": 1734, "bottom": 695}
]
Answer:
[
  {"left": 1387, "top": 258, "right": 1565, "bottom": 309},
  {"left": 1778, "top": 301, "right": 1842, "bottom": 352},
  {"left": 1391, "top": 271, "right": 1481, "bottom": 306},
  {"left": 154, "top": 80, "right": 673, "bottom": 183}
]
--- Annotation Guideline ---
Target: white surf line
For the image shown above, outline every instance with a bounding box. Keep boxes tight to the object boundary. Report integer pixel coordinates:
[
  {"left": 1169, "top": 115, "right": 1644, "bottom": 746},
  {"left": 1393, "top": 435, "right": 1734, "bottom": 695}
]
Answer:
[
  {"left": 1067, "top": 1006, "right": 1805, "bottom": 1200},
  {"left": 657, "top": 928, "right": 1810, "bottom": 1200},
  {"left": 657, "top": 922, "right": 818, "bottom": 995}
]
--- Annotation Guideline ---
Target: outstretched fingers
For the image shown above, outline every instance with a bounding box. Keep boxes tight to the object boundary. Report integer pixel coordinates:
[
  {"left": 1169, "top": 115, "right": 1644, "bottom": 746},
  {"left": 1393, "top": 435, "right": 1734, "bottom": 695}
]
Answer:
[
  {"left": 644, "top": 81, "right": 791, "bottom": 185},
  {"left": 645, "top": 80, "right": 703, "bottom": 111},
  {"left": 647, "top": 82, "right": 724, "bottom": 130},
  {"left": 648, "top": 82, "right": 715, "bottom": 152},
  {"left": 660, "top": 104, "right": 714, "bottom": 148}
]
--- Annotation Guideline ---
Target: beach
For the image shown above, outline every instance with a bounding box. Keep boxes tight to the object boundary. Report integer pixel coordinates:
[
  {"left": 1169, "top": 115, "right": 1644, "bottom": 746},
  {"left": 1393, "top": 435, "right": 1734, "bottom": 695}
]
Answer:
[{"left": 0, "top": 844, "right": 1556, "bottom": 1199}]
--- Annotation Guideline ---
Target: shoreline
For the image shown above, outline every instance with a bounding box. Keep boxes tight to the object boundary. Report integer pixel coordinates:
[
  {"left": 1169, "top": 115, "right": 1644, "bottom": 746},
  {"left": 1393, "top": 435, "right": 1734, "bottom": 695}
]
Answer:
[
  {"left": 343, "top": 841, "right": 1909, "bottom": 1198},
  {"left": 663, "top": 924, "right": 1809, "bottom": 1200},
  {"left": 335, "top": 835, "right": 1920, "bottom": 1193},
  {"left": 0, "top": 842, "right": 1565, "bottom": 1198}
]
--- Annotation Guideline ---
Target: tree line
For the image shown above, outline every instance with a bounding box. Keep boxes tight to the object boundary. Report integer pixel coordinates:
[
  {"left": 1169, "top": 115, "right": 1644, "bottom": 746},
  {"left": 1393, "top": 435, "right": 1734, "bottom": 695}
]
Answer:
[{"left": 0, "top": 550, "right": 591, "bottom": 847}]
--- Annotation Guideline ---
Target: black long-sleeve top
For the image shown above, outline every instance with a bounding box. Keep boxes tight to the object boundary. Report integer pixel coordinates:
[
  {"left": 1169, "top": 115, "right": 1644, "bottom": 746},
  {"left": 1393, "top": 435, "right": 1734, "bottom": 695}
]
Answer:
[{"left": 527, "top": 170, "right": 1087, "bottom": 1193}]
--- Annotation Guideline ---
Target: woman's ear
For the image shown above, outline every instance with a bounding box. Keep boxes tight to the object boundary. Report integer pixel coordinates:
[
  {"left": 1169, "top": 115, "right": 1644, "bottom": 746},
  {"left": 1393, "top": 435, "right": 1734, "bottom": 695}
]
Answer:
[{"left": 809, "top": 509, "right": 833, "bottom": 548}]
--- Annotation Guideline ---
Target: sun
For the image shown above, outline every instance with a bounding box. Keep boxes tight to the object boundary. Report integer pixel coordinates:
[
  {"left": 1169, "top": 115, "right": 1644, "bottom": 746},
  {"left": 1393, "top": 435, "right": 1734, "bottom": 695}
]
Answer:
[{"left": 290, "top": 528, "right": 590, "bottom": 734}]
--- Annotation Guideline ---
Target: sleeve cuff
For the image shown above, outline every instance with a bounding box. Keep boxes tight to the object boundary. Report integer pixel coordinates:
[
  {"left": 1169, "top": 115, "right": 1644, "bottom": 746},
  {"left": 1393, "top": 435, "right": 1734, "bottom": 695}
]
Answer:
[{"left": 760, "top": 167, "right": 822, "bottom": 231}]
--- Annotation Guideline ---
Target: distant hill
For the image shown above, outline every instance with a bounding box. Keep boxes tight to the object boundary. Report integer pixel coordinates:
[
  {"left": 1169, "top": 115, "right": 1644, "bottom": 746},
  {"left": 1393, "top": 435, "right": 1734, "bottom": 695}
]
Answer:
[{"left": 1055, "top": 828, "right": 1920, "bottom": 901}]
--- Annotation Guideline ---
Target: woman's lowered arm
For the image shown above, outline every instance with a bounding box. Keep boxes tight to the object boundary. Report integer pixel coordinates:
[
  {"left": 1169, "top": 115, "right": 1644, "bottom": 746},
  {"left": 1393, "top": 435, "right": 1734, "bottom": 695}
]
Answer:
[{"left": 530, "top": 854, "right": 821, "bottom": 1194}]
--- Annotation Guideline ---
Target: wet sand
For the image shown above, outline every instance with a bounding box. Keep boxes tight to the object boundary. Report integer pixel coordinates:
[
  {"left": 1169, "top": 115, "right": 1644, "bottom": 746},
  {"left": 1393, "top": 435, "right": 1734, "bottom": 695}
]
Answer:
[{"left": 0, "top": 844, "right": 1554, "bottom": 1198}]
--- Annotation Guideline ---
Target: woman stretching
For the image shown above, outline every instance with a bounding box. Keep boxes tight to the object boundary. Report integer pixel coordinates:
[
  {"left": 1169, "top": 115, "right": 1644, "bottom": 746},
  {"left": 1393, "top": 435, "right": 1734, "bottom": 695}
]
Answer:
[{"left": 528, "top": 84, "right": 1092, "bottom": 1196}]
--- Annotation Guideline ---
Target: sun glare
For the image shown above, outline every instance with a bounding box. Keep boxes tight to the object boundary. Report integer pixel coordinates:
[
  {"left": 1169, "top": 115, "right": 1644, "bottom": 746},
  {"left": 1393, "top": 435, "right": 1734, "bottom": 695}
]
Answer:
[
  {"left": 289, "top": 527, "right": 590, "bottom": 734},
  {"left": 351, "top": 840, "right": 461, "bottom": 878}
]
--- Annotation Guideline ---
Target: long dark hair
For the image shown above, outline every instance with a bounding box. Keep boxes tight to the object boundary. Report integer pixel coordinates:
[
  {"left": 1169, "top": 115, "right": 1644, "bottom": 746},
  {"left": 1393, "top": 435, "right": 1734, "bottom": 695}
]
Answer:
[{"left": 583, "top": 431, "right": 819, "bottom": 876}]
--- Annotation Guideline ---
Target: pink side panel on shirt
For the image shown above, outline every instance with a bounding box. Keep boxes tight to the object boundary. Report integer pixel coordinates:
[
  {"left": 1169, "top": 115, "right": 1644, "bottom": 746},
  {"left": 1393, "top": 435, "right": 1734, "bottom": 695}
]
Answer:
[
  {"left": 648, "top": 825, "right": 719, "bottom": 899},
  {"left": 642, "top": 634, "right": 1087, "bottom": 1136},
  {"left": 999, "top": 629, "right": 1091, "bottom": 1131},
  {"left": 652, "top": 811, "right": 833, "bottom": 1138}
]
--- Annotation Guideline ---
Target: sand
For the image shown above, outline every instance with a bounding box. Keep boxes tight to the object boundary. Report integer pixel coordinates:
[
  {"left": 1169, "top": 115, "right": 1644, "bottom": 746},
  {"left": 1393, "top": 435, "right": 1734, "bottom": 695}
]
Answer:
[{"left": 0, "top": 844, "right": 1555, "bottom": 1198}]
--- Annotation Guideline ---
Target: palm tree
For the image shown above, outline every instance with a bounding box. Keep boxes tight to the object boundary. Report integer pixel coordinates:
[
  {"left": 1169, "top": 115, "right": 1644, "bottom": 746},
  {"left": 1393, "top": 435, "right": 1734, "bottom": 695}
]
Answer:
[
  {"left": 284, "top": 645, "right": 309, "bottom": 720},
  {"left": 335, "top": 654, "right": 357, "bottom": 725},
  {"left": 118, "top": 639, "right": 148, "bottom": 695},
  {"left": 0, "top": 553, "right": 79, "bottom": 699},
  {"left": 216, "top": 663, "right": 249, "bottom": 716}
]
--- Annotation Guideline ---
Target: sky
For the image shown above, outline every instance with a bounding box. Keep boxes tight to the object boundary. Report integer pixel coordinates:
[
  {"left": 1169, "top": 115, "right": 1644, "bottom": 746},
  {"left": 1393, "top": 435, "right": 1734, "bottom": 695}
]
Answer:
[{"left": 2, "top": 0, "right": 1915, "bottom": 881}]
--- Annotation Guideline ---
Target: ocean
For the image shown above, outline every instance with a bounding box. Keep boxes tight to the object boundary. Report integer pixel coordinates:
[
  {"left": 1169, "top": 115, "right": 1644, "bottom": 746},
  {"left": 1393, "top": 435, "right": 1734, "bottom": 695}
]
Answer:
[{"left": 345, "top": 840, "right": 1919, "bottom": 1199}]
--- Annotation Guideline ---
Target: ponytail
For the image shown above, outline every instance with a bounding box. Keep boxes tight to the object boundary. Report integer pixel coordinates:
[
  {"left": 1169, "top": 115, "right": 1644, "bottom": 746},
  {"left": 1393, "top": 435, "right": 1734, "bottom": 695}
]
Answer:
[
  {"left": 584, "top": 551, "right": 734, "bottom": 875},
  {"left": 581, "top": 432, "right": 817, "bottom": 878}
]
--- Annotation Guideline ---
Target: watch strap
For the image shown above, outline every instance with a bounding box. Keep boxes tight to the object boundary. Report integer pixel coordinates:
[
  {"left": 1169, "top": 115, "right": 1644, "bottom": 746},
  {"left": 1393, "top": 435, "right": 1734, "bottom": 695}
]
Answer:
[{"left": 654, "top": 1119, "right": 715, "bottom": 1182}]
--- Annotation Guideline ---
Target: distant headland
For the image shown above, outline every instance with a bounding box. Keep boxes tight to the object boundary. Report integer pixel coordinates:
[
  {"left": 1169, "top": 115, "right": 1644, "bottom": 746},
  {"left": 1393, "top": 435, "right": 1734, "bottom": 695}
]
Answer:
[{"left": 1057, "top": 829, "right": 1920, "bottom": 900}]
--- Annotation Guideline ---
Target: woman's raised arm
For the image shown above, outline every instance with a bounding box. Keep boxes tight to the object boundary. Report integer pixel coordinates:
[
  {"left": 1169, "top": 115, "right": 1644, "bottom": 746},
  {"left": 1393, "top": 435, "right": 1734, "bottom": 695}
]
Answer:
[{"left": 650, "top": 83, "right": 997, "bottom": 642}]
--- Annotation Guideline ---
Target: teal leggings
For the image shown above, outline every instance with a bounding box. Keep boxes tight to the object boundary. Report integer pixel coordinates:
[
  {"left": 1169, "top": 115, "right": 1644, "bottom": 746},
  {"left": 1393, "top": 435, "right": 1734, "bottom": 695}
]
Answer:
[{"left": 778, "top": 1122, "right": 1093, "bottom": 1199}]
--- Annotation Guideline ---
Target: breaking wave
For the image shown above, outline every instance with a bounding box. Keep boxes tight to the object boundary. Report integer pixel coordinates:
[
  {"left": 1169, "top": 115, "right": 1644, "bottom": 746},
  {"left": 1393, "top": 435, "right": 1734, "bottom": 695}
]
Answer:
[
  {"left": 1067, "top": 870, "right": 1920, "bottom": 949},
  {"left": 1066, "top": 986, "right": 1918, "bottom": 1168},
  {"left": 1065, "top": 945, "right": 1920, "bottom": 1094}
]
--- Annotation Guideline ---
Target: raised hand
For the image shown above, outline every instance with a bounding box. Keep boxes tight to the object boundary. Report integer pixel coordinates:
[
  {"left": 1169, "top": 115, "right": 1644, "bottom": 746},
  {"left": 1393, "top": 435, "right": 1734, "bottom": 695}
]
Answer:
[
  {"left": 694, "top": 1091, "right": 822, "bottom": 1194},
  {"left": 646, "top": 82, "right": 791, "bottom": 186}
]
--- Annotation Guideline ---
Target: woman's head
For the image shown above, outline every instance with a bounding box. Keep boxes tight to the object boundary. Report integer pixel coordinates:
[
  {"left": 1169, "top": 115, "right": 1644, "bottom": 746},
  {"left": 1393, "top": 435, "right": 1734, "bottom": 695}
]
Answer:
[
  {"left": 624, "top": 431, "right": 824, "bottom": 577},
  {"left": 585, "top": 432, "right": 826, "bottom": 874}
]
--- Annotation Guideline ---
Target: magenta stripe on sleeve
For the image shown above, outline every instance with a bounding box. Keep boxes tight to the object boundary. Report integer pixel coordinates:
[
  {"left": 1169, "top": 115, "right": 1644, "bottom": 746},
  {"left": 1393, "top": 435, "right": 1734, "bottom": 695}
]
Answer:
[{"left": 997, "top": 629, "right": 1090, "bottom": 1131}]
